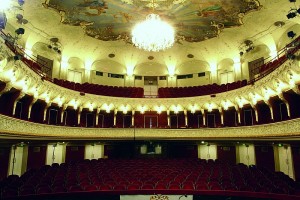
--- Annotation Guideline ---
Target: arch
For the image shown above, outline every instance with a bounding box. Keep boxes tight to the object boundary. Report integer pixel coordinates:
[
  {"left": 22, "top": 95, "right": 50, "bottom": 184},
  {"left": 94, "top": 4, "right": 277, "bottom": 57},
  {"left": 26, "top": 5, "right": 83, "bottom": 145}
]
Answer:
[
  {"left": 277, "top": 24, "right": 300, "bottom": 50},
  {"left": 68, "top": 57, "right": 85, "bottom": 70},
  {"left": 218, "top": 58, "right": 234, "bottom": 71},
  {"left": 91, "top": 59, "right": 126, "bottom": 74},
  {"left": 134, "top": 62, "right": 168, "bottom": 76},
  {"left": 31, "top": 42, "right": 61, "bottom": 61},
  {"left": 176, "top": 60, "right": 210, "bottom": 75},
  {"left": 242, "top": 44, "right": 270, "bottom": 62}
]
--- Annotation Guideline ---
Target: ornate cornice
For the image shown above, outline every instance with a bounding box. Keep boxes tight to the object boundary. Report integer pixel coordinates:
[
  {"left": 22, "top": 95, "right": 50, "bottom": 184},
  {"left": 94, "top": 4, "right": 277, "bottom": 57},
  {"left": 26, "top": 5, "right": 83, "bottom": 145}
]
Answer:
[{"left": 0, "top": 114, "right": 299, "bottom": 140}]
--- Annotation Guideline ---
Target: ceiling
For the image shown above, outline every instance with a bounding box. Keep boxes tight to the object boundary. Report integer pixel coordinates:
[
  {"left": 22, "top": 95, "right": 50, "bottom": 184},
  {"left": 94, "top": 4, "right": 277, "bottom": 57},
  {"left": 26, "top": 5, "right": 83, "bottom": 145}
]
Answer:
[{"left": 3, "top": 0, "right": 300, "bottom": 74}]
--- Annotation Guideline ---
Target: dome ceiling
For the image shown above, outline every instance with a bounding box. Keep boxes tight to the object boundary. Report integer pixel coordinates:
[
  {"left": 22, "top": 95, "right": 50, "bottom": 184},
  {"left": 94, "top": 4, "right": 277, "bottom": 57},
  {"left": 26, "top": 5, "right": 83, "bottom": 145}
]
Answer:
[
  {"left": 44, "top": 0, "right": 261, "bottom": 43},
  {"left": 3, "top": 0, "right": 297, "bottom": 70}
]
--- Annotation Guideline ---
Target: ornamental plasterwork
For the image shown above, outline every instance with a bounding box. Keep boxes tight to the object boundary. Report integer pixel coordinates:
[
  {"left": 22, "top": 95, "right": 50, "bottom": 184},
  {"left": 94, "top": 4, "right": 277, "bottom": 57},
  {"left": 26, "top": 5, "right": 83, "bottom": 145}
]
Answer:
[
  {"left": 0, "top": 114, "right": 300, "bottom": 139},
  {"left": 121, "top": 0, "right": 187, "bottom": 10},
  {"left": 0, "top": 42, "right": 299, "bottom": 113},
  {"left": 43, "top": 0, "right": 261, "bottom": 43}
]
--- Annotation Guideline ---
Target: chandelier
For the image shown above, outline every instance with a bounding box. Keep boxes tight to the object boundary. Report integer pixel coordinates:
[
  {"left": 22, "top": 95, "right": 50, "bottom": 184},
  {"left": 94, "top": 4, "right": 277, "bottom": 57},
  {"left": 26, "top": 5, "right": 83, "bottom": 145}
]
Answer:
[{"left": 131, "top": 13, "right": 175, "bottom": 52}]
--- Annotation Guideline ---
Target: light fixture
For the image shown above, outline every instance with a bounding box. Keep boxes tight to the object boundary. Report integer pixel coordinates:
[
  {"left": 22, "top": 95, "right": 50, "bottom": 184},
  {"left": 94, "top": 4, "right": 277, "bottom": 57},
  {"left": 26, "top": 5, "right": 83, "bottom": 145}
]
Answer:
[
  {"left": 0, "top": 12, "right": 7, "bottom": 29},
  {"left": 132, "top": 13, "right": 175, "bottom": 52},
  {"left": 0, "top": 0, "right": 11, "bottom": 11},
  {"left": 287, "top": 31, "right": 296, "bottom": 39}
]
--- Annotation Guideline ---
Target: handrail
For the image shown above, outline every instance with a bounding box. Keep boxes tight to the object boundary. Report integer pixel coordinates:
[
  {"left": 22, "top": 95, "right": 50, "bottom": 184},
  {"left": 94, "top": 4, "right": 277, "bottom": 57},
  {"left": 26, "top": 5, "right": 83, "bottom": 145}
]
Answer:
[{"left": 248, "top": 35, "right": 300, "bottom": 84}]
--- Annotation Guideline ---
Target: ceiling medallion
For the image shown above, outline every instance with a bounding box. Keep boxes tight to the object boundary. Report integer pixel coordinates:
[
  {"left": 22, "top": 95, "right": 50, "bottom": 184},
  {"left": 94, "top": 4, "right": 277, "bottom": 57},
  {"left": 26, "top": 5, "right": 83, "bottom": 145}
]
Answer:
[
  {"left": 108, "top": 53, "right": 115, "bottom": 58},
  {"left": 148, "top": 56, "right": 154, "bottom": 60},
  {"left": 187, "top": 54, "right": 194, "bottom": 58},
  {"left": 132, "top": 13, "right": 175, "bottom": 52}
]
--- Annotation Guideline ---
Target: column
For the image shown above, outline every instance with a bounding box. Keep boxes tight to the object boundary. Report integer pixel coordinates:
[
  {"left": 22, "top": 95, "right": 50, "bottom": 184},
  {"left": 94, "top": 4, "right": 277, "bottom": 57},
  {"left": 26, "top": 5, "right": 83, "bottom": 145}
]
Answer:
[
  {"left": 201, "top": 109, "right": 206, "bottom": 126},
  {"left": 84, "top": 69, "right": 91, "bottom": 83},
  {"left": 274, "top": 144, "right": 295, "bottom": 180},
  {"left": 0, "top": 82, "right": 13, "bottom": 96},
  {"left": 95, "top": 107, "right": 100, "bottom": 126},
  {"left": 77, "top": 107, "right": 83, "bottom": 126},
  {"left": 12, "top": 92, "right": 25, "bottom": 116},
  {"left": 278, "top": 94, "right": 291, "bottom": 118},
  {"left": 28, "top": 98, "right": 37, "bottom": 120},
  {"left": 8, "top": 144, "right": 28, "bottom": 176},
  {"left": 251, "top": 104, "right": 258, "bottom": 123},
  {"left": 184, "top": 109, "right": 188, "bottom": 127},
  {"left": 266, "top": 102, "right": 274, "bottom": 121},
  {"left": 236, "top": 144, "right": 256, "bottom": 166},
  {"left": 46, "top": 143, "right": 66, "bottom": 165},
  {"left": 43, "top": 103, "right": 51, "bottom": 123},
  {"left": 235, "top": 106, "right": 241, "bottom": 124},
  {"left": 113, "top": 109, "right": 117, "bottom": 127},
  {"left": 234, "top": 61, "right": 242, "bottom": 81},
  {"left": 167, "top": 110, "right": 170, "bottom": 127},
  {"left": 84, "top": 144, "right": 104, "bottom": 160},
  {"left": 219, "top": 107, "right": 224, "bottom": 125},
  {"left": 132, "top": 110, "right": 135, "bottom": 127},
  {"left": 60, "top": 104, "right": 67, "bottom": 124},
  {"left": 198, "top": 144, "right": 217, "bottom": 160}
]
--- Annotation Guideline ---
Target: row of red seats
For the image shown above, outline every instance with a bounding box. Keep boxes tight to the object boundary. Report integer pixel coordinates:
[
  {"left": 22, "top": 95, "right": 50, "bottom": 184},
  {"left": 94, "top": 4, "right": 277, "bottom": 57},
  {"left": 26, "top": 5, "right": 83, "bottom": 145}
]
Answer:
[
  {"left": 1, "top": 159, "right": 299, "bottom": 198},
  {"left": 53, "top": 79, "right": 144, "bottom": 98},
  {"left": 259, "top": 36, "right": 300, "bottom": 77},
  {"left": 158, "top": 80, "right": 247, "bottom": 98},
  {"left": 260, "top": 55, "right": 288, "bottom": 74}
]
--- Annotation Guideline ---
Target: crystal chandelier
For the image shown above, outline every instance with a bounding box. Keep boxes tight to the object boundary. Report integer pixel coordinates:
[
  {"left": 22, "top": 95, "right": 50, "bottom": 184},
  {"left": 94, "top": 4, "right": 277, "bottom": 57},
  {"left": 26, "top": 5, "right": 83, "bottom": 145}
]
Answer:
[{"left": 131, "top": 13, "right": 175, "bottom": 52}]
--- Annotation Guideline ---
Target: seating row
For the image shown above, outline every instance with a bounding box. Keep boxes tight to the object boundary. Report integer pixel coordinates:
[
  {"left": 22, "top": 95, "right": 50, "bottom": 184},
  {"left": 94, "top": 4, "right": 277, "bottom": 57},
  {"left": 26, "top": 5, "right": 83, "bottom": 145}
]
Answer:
[
  {"left": 1, "top": 159, "right": 299, "bottom": 198},
  {"left": 53, "top": 79, "right": 144, "bottom": 98},
  {"left": 158, "top": 80, "right": 247, "bottom": 98}
]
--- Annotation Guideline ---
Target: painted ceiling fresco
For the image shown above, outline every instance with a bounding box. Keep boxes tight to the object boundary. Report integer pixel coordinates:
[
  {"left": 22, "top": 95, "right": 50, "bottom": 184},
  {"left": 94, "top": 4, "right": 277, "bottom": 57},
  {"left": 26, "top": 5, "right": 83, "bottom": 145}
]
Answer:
[{"left": 44, "top": 0, "right": 261, "bottom": 43}]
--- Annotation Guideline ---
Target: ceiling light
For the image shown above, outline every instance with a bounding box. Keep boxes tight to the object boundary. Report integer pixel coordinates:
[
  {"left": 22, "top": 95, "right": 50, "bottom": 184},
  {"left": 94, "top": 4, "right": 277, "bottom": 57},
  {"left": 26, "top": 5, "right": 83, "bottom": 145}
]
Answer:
[
  {"left": 287, "top": 31, "right": 296, "bottom": 39},
  {"left": 0, "top": 0, "right": 11, "bottom": 11},
  {"left": 132, "top": 14, "right": 175, "bottom": 52},
  {"left": 287, "top": 11, "right": 297, "bottom": 19}
]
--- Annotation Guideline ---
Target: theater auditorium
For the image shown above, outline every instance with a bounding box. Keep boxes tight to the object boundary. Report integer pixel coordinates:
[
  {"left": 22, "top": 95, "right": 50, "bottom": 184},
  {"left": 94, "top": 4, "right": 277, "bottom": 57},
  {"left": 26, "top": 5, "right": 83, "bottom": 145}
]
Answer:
[{"left": 0, "top": 0, "right": 300, "bottom": 199}]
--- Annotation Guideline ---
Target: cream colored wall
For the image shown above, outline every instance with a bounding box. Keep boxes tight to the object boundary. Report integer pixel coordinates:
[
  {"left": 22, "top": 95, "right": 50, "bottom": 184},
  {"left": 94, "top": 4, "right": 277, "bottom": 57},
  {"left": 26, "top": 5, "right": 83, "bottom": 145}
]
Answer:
[
  {"left": 158, "top": 79, "right": 168, "bottom": 87},
  {"left": 177, "top": 73, "right": 210, "bottom": 87},
  {"left": 125, "top": 76, "right": 135, "bottom": 87},
  {"left": 274, "top": 145, "right": 295, "bottom": 180},
  {"left": 134, "top": 78, "right": 144, "bottom": 88},
  {"left": 84, "top": 144, "right": 104, "bottom": 160},
  {"left": 236, "top": 144, "right": 256, "bottom": 166},
  {"left": 91, "top": 72, "right": 125, "bottom": 86},
  {"left": 46, "top": 143, "right": 66, "bottom": 165},
  {"left": 8, "top": 145, "right": 28, "bottom": 176},
  {"left": 198, "top": 144, "right": 217, "bottom": 160},
  {"left": 167, "top": 76, "right": 177, "bottom": 87}
]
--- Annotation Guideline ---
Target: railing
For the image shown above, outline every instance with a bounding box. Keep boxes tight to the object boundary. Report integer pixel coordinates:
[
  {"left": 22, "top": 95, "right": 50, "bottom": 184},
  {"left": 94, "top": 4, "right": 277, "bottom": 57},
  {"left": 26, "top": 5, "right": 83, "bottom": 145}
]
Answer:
[
  {"left": 0, "top": 30, "right": 52, "bottom": 81},
  {"left": 1, "top": 114, "right": 300, "bottom": 139},
  {"left": 248, "top": 36, "right": 300, "bottom": 84}
]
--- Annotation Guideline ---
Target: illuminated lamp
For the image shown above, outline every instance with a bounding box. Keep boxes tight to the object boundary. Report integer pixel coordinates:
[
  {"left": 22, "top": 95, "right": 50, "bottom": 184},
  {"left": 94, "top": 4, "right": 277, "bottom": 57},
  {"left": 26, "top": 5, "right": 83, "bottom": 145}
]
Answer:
[
  {"left": 0, "top": 12, "right": 7, "bottom": 29},
  {"left": 287, "top": 31, "right": 296, "bottom": 39}
]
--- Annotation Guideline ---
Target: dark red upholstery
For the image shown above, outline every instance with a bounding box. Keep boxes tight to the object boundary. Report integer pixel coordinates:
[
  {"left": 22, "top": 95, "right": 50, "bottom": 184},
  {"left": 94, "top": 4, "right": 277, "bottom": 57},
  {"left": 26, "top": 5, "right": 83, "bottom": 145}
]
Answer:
[{"left": 1, "top": 159, "right": 299, "bottom": 199}]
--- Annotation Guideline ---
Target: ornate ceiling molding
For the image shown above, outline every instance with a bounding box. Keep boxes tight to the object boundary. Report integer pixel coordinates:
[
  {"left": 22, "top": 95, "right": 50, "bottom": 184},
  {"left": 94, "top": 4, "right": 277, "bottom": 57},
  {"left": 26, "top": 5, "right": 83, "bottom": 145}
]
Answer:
[{"left": 43, "top": 0, "right": 261, "bottom": 43}]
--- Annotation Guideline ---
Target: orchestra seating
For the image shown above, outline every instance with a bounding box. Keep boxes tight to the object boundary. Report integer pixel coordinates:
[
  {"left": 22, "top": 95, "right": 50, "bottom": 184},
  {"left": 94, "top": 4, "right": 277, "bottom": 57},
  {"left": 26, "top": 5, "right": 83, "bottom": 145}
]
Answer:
[{"left": 1, "top": 158, "right": 299, "bottom": 199}]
